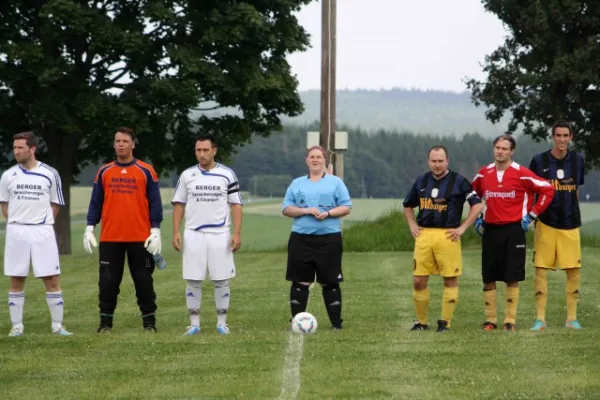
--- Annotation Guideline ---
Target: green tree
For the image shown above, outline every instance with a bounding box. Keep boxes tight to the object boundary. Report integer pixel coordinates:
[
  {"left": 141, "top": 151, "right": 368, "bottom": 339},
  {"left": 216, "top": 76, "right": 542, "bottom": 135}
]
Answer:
[
  {"left": 0, "top": 0, "right": 311, "bottom": 253},
  {"left": 466, "top": 0, "right": 600, "bottom": 167}
]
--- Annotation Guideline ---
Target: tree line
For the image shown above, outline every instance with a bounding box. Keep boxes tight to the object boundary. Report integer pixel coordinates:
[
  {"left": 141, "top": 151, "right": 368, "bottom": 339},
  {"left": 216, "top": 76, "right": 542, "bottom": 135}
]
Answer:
[
  {"left": 231, "top": 123, "right": 600, "bottom": 200},
  {"left": 72, "top": 122, "right": 600, "bottom": 202}
]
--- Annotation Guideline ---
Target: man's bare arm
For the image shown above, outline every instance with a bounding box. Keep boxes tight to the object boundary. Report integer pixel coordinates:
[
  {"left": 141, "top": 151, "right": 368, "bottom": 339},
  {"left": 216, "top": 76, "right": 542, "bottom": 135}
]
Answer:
[{"left": 51, "top": 203, "right": 61, "bottom": 219}]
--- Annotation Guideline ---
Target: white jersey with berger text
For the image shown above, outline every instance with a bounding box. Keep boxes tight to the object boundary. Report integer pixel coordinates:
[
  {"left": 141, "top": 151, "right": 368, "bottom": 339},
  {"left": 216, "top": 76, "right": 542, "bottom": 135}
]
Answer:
[
  {"left": 172, "top": 163, "right": 243, "bottom": 233},
  {"left": 0, "top": 162, "right": 65, "bottom": 225}
]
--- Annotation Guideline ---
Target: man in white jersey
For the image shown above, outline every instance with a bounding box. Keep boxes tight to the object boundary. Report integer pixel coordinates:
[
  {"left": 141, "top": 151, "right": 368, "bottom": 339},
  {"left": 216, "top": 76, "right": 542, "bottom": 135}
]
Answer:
[
  {"left": 172, "top": 134, "right": 243, "bottom": 336},
  {"left": 0, "top": 132, "right": 72, "bottom": 337}
]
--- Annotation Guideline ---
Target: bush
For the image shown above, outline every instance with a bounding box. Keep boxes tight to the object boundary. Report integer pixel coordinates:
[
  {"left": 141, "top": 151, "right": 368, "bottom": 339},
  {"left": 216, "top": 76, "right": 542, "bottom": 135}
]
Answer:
[
  {"left": 342, "top": 209, "right": 600, "bottom": 252},
  {"left": 343, "top": 209, "right": 477, "bottom": 252}
]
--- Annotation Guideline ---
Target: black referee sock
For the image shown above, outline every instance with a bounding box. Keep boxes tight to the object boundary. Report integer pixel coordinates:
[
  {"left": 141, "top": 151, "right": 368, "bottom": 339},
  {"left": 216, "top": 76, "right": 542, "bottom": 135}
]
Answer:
[
  {"left": 290, "top": 282, "right": 310, "bottom": 318},
  {"left": 322, "top": 283, "right": 342, "bottom": 327}
]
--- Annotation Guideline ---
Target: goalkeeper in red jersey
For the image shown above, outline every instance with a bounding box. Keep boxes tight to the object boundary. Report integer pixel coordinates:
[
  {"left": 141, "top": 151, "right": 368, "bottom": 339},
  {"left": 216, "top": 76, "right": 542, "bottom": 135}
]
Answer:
[
  {"left": 84, "top": 127, "right": 163, "bottom": 333},
  {"left": 472, "top": 134, "right": 554, "bottom": 331}
]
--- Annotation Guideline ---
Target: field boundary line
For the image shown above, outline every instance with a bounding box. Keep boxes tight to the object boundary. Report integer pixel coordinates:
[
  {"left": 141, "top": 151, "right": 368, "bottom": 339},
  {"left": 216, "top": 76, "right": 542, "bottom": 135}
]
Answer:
[{"left": 277, "top": 333, "right": 304, "bottom": 400}]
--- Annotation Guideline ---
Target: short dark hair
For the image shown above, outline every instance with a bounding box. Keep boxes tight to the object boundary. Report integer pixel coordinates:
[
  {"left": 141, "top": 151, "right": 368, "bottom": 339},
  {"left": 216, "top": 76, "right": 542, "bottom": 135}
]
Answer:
[
  {"left": 493, "top": 133, "right": 516, "bottom": 150},
  {"left": 551, "top": 120, "right": 573, "bottom": 136},
  {"left": 114, "top": 127, "right": 135, "bottom": 141},
  {"left": 428, "top": 145, "right": 449, "bottom": 159},
  {"left": 13, "top": 131, "right": 38, "bottom": 148},
  {"left": 195, "top": 134, "right": 217, "bottom": 147}
]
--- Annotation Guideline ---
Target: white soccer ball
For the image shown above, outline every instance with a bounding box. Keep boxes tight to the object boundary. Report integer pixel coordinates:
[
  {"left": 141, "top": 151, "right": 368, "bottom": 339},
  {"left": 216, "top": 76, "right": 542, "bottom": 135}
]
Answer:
[{"left": 291, "top": 312, "right": 318, "bottom": 334}]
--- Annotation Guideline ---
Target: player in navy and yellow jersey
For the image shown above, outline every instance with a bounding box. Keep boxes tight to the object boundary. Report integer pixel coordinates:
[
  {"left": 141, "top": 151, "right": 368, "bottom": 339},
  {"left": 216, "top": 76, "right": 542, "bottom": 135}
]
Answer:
[
  {"left": 403, "top": 146, "right": 483, "bottom": 332},
  {"left": 528, "top": 120, "right": 585, "bottom": 331},
  {"left": 84, "top": 127, "right": 163, "bottom": 333}
]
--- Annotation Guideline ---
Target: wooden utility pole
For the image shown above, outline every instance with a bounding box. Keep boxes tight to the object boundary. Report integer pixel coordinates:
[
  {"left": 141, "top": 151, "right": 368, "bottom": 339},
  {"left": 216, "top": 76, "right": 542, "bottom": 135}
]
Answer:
[
  {"left": 320, "top": 0, "right": 337, "bottom": 166},
  {"left": 320, "top": 0, "right": 344, "bottom": 230},
  {"left": 329, "top": 0, "right": 337, "bottom": 164}
]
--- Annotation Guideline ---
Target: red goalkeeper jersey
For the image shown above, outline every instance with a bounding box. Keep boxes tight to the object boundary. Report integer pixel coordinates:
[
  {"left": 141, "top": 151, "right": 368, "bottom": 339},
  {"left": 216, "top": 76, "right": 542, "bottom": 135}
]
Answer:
[
  {"left": 86, "top": 158, "right": 163, "bottom": 242},
  {"left": 472, "top": 161, "right": 555, "bottom": 225}
]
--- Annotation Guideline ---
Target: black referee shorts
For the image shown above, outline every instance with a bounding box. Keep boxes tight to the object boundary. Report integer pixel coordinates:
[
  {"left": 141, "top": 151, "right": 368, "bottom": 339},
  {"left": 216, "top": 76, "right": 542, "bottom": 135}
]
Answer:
[
  {"left": 482, "top": 222, "right": 526, "bottom": 283},
  {"left": 286, "top": 232, "right": 343, "bottom": 284}
]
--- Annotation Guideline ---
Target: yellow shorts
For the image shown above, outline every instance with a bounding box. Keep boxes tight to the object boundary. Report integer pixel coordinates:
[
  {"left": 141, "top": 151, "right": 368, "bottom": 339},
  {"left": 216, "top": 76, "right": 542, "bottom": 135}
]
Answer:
[
  {"left": 413, "top": 228, "right": 462, "bottom": 277},
  {"left": 533, "top": 221, "right": 581, "bottom": 270}
]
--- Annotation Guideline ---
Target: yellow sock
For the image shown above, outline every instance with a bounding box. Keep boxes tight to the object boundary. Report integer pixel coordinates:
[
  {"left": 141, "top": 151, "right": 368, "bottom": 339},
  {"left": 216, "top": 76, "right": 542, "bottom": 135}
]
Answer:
[
  {"left": 441, "top": 287, "right": 458, "bottom": 326},
  {"left": 566, "top": 268, "right": 581, "bottom": 322},
  {"left": 483, "top": 289, "right": 497, "bottom": 324},
  {"left": 413, "top": 288, "right": 430, "bottom": 325},
  {"left": 534, "top": 268, "right": 548, "bottom": 322},
  {"left": 505, "top": 286, "right": 520, "bottom": 325}
]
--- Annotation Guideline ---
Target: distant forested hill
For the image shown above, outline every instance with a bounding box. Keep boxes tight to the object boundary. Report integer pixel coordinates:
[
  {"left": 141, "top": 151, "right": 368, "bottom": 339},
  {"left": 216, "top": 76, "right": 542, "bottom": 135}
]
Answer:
[
  {"left": 190, "top": 88, "right": 511, "bottom": 137},
  {"left": 284, "top": 89, "right": 509, "bottom": 137}
]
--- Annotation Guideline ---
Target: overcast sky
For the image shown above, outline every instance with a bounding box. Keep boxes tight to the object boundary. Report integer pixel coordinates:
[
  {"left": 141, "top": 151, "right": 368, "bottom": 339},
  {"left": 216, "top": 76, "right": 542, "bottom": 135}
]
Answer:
[{"left": 287, "top": 0, "right": 509, "bottom": 92}]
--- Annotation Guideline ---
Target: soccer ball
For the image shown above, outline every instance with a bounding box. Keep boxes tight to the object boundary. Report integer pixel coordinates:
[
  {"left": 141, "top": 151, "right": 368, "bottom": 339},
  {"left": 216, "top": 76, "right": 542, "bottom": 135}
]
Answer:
[{"left": 291, "top": 312, "right": 318, "bottom": 334}]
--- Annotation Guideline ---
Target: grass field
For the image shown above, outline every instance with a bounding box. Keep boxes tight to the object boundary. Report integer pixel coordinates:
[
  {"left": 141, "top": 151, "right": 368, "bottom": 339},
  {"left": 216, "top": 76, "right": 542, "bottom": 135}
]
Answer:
[
  {"left": 69, "top": 186, "right": 177, "bottom": 216},
  {"left": 2, "top": 195, "right": 600, "bottom": 399},
  {"left": 67, "top": 187, "right": 600, "bottom": 239},
  {"left": 244, "top": 198, "right": 403, "bottom": 222},
  {"left": 244, "top": 197, "right": 600, "bottom": 223},
  {"left": 1, "top": 241, "right": 600, "bottom": 399}
]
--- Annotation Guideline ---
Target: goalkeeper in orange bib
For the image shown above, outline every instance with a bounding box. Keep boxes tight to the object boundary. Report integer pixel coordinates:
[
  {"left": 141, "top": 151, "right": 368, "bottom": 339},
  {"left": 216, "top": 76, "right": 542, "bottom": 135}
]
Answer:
[{"left": 84, "top": 127, "right": 163, "bottom": 333}]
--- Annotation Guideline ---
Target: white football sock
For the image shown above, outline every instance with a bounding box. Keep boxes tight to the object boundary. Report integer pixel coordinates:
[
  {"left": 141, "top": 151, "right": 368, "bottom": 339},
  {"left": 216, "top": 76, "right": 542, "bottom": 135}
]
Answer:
[
  {"left": 186, "top": 280, "right": 202, "bottom": 327},
  {"left": 8, "top": 291, "right": 25, "bottom": 329},
  {"left": 214, "top": 280, "right": 230, "bottom": 326},
  {"left": 46, "top": 291, "right": 64, "bottom": 331}
]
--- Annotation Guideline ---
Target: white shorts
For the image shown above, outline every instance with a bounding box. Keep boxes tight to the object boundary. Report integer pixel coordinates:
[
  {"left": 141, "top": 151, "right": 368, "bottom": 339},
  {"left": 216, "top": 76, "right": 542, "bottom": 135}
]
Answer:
[
  {"left": 4, "top": 224, "right": 61, "bottom": 278},
  {"left": 183, "top": 229, "right": 236, "bottom": 281}
]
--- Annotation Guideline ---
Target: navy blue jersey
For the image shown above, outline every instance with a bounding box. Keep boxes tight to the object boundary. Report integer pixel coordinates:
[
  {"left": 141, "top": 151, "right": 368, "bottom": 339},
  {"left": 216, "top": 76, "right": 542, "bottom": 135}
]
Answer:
[
  {"left": 529, "top": 150, "right": 585, "bottom": 229},
  {"left": 403, "top": 171, "right": 482, "bottom": 228}
]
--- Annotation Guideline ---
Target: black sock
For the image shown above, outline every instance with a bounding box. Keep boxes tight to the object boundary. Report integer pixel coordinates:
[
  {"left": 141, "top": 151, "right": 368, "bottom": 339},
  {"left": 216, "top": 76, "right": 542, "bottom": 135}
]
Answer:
[
  {"left": 322, "top": 283, "right": 342, "bottom": 327},
  {"left": 142, "top": 312, "right": 156, "bottom": 327},
  {"left": 100, "top": 313, "right": 113, "bottom": 328},
  {"left": 290, "top": 282, "right": 310, "bottom": 318}
]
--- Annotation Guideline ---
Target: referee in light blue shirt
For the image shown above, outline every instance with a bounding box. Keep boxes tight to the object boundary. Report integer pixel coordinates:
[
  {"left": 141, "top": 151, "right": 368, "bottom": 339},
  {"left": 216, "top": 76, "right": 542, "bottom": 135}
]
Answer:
[{"left": 282, "top": 145, "right": 352, "bottom": 330}]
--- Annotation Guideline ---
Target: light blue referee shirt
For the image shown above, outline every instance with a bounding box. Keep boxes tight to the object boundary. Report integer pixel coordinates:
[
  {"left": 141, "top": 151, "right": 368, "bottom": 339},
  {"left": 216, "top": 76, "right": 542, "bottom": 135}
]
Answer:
[{"left": 282, "top": 173, "right": 352, "bottom": 235}]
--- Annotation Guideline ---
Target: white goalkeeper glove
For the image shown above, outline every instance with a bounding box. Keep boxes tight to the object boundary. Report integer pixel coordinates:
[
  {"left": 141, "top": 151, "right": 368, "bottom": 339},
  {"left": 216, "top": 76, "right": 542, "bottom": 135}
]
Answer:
[
  {"left": 83, "top": 225, "right": 98, "bottom": 254},
  {"left": 144, "top": 228, "right": 162, "bottom": 256}
]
